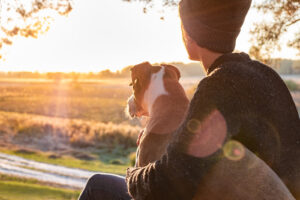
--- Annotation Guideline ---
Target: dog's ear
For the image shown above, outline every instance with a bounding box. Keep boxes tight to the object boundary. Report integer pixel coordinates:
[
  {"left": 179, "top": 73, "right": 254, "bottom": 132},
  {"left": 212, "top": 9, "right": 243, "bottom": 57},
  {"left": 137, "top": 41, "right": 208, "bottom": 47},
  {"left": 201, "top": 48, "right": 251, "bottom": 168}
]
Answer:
[
  {"left": 163, "top": 64, "right": 181, "bottom": 81},
  {"left": 131, "top": 62, "right": 152, "bottom": 88},
  {"left": 151, "top": 66, "right": 162, "bottom": 74}
]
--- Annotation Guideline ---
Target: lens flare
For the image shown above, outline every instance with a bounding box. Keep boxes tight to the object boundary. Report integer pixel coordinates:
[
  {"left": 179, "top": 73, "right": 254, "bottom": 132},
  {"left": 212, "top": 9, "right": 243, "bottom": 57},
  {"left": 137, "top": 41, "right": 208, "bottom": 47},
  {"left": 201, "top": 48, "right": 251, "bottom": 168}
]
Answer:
[
  {"left": 223, "top": 140, "right": 245, "bottom": 161},
  {"left": 187, "top": 118, "right": 201, "bottom": 133}
]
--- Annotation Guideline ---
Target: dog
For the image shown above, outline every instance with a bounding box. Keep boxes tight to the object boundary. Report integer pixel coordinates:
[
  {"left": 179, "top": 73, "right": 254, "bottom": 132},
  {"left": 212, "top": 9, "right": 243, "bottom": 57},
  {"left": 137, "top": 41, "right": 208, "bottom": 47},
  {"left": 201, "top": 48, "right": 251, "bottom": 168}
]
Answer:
[
  {"left": 126, "top": 62, "right": 295, "bottom": 199},
  {"left": 126, "top": 62, "right": 189, "bottom": 167}
]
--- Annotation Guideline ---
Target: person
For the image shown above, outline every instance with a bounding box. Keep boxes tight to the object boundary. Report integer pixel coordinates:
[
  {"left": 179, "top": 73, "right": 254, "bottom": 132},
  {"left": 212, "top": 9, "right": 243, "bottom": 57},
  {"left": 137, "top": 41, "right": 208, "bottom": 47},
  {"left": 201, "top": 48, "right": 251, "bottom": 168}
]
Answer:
[
  {"left": 78, "top": 173, "right": 131, "bottom": 200},
  {"left": 79, "top": 0, "right": 300, "bottom": 199},
  {"left": 126, "top": 0, "right": 300, "bottom": 199}
]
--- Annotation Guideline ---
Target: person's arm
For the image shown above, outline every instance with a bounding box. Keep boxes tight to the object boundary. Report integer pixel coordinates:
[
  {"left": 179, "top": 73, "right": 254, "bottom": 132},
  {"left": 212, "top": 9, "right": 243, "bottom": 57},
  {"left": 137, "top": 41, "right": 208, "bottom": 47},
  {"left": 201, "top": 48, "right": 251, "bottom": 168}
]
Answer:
[
  {"left": 126, "top": 73, "right": 240, "bottom": 199},
  {"left": 126, "top": 147, "right": 223, "bottom": 199}
]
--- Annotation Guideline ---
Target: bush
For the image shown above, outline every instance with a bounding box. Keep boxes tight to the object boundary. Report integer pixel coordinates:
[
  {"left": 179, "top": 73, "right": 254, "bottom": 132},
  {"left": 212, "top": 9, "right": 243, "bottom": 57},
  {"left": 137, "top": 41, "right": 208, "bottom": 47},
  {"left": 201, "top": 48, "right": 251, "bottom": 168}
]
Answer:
[
  {"left": 128, "top": 152, "right": 136, "bottom": 167},
  {"left": 284, "top": 80, "right": 299, "bottom": 91},
  {"left": 68, "top": 121, "right": 139, "bottom": 149},
  {"left": 109, "top": 159, "right": 124, "bottom": 165},
  {"left": 0, "top": 111, "right": 140, "bottom": 150},
  {"left": 186, "top": 85, "right": 197, "bottom": 100},
  {"left": 17, "top": 123, "right": 45, "bottom": 138}
]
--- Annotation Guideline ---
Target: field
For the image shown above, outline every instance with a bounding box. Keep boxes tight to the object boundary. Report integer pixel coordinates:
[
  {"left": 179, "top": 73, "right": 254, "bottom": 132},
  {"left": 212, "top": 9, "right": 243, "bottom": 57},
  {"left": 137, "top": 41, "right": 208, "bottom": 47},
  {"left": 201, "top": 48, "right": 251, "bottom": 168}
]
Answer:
[
  {"left": 0, "top": 174, "right": 80, "bottom": 200},
  {"left": 0, "top": 77, "right": 299, "bottom": 200},
  {"left": 0, "top": 78, "right": 139, "bottom": 200},
  {"left": 0, "top": 78, "right": 141, "bottom": 167},
  {"left": 0, "top": 78, "right": 135, "bottom": 124}
]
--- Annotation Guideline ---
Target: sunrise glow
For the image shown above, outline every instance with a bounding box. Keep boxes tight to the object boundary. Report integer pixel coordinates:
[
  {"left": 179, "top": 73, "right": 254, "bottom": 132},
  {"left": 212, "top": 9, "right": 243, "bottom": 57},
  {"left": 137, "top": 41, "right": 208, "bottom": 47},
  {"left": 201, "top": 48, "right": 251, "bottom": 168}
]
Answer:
[{"left": 0, "top": 0, "right": 298, "bottom": 72}]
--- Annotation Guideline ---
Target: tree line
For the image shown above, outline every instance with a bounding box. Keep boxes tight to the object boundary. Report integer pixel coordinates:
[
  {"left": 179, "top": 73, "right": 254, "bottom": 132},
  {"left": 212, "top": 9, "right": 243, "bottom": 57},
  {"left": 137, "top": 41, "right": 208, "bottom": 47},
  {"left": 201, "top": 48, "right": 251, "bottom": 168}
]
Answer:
[
  {"left": 1, "top": 59, "right": 299, "bottom": 80},
  {"left": 0, "top": 67, "right": 131, "bottom": 80}
]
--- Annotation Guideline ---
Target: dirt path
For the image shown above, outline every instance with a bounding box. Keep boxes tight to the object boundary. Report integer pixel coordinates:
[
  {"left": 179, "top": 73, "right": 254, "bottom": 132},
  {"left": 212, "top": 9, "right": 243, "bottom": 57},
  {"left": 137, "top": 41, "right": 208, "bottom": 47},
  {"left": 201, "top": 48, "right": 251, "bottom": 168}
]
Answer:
[{"left": 0, "top": 152, "right": 101, "bottom": 189}]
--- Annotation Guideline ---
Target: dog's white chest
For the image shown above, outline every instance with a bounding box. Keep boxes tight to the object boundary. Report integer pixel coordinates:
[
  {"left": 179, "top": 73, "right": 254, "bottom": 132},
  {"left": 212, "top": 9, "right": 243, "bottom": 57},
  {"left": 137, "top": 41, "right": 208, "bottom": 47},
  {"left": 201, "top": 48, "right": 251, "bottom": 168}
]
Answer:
[{"left": 144, "top": 67, "right": 168, "bottom": 113}]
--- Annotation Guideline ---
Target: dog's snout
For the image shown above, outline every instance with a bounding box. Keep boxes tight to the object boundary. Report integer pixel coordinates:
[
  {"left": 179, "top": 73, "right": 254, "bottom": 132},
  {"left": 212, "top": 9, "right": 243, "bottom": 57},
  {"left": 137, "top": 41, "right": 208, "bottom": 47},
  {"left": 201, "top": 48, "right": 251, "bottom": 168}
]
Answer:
[{"left": 126, "top": 95, "right": 137, "bottom": 118}]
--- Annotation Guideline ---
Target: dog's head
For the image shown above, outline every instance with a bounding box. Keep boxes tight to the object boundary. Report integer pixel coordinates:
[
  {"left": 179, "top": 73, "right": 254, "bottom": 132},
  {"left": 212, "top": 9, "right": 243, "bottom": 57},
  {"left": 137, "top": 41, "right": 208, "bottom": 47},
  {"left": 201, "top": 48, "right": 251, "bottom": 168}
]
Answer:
[{"left": 126, "top": 62, "right": 181, "bottom": 118}]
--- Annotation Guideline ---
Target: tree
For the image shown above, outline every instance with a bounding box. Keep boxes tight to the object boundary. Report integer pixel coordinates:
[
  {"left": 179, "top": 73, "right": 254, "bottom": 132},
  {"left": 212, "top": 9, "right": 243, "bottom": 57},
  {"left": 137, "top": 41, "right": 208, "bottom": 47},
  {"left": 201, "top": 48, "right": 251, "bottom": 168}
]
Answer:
[
  {"left": 249, "top": 0, "right": 300, "bottom": 62},
  {"left": 0, "top": 0, "right": 73, "bottom": 58},
  {"left": 123, "top": 0, "right": 179, "bottom": 13}
]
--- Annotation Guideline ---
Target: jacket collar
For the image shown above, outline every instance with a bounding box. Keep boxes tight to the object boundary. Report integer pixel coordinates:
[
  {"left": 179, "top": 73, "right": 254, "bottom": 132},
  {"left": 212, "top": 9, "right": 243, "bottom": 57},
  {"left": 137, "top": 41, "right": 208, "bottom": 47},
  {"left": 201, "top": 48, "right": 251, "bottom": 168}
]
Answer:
[{"left": 207, "top": 52, "right": 251, "bottom": 75}]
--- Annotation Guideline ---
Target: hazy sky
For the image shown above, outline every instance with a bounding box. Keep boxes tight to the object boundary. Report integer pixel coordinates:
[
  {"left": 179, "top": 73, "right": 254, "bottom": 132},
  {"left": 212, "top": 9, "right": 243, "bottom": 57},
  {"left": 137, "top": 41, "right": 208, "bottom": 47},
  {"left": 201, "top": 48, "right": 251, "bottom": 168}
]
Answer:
[{"left": 0, "top": 0, "right": 299, "bottom": 72}]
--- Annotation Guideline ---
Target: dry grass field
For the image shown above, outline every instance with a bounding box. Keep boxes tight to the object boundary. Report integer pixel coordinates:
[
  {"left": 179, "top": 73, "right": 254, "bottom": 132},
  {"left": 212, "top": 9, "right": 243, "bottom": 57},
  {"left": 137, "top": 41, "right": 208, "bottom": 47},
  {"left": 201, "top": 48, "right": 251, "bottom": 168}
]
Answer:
[
  {"left": 0, "top": 78, "right": 141, "bottom": 200},
  {"left": 0, "top": 77, "right": 299, "bottom": 152},
  {"left": 0, "top": 78, "right": 135, "bottom": 124},
  {"left": 0, "top": 78, "right": 141, "bottom": 171},
  {"left": 0, "top": 77, "right": 299, "bottom": 200}
]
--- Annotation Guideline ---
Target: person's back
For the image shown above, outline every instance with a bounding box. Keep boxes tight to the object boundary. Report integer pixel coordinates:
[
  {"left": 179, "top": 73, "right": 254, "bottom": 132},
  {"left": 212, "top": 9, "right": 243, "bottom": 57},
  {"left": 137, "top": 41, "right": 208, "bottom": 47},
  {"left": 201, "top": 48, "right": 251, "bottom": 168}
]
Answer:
[{"left": 202, "top": 52, "right": 300, "bottom": 197}]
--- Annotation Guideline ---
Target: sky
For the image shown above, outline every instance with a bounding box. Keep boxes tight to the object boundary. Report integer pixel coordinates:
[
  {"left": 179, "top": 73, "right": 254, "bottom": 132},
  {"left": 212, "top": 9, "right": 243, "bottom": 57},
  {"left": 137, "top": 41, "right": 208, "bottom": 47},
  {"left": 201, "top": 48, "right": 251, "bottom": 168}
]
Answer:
[{"left": 0, "top": 0, "right": 299, "bottom": 72}]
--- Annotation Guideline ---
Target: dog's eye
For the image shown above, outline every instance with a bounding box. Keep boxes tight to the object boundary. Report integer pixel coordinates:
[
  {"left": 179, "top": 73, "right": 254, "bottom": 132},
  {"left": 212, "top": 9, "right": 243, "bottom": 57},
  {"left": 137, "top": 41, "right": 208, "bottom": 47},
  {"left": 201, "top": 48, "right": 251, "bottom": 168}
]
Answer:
[{"left": 130, "top": 79, "right": 138, "bottom": 87}]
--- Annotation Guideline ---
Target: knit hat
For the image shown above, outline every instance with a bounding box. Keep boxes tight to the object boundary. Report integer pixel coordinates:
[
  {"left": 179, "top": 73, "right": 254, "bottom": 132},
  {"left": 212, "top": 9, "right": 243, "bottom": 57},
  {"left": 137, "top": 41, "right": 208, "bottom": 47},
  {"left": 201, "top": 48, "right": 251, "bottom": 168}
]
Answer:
[{"left": 179, "top": 0, "right": 252, "bottom": 53}]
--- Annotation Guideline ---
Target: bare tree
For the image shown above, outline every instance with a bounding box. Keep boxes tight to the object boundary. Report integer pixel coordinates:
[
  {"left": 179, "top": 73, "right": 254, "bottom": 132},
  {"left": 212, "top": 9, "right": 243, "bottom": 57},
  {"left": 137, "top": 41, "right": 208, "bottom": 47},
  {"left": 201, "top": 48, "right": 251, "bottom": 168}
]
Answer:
[
  {"left": 249, "top": 0, "right": 300, "bottom": 62},
  {"left": 0, "top": 0, "right": 73, "bottom": 58},
  {"left": 123, "top": 0, "right": 178, "bottom": 13}
]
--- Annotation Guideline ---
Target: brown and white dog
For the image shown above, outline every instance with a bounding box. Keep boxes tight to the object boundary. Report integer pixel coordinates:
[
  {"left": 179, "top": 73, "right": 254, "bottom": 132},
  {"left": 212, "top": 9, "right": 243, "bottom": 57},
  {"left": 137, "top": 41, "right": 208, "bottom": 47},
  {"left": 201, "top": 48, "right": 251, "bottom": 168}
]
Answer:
[
  {"left": 126, "top": 62, "right": 189, "bottom": 167},
  {"left": 126, "top": 62, "right": 295, "bottom": 199}
]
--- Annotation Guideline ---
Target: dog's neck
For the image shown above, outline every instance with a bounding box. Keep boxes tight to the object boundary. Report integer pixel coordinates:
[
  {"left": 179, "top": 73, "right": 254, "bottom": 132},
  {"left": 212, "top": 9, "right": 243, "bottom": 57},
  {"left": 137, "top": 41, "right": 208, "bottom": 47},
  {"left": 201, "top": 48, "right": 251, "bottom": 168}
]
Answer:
[
  {"left": 143, "top": 66, "right": 168, "bottom": 115},
  {"left": 143, "top": 66, "right": 189, "bottom": 134}
]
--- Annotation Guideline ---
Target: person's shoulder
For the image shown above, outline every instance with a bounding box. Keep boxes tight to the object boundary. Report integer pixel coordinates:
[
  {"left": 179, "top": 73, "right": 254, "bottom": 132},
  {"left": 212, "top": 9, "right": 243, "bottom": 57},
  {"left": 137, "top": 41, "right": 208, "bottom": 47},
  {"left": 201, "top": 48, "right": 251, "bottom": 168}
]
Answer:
[
  {"left": 195, "top": 54, "right": 282, "bottom": 97},
  {"left": 194, "top": 68, "right": 235, "bottom": 98},
  {"left": 209, "top": 55, "right": 281, "bottom": 84}
]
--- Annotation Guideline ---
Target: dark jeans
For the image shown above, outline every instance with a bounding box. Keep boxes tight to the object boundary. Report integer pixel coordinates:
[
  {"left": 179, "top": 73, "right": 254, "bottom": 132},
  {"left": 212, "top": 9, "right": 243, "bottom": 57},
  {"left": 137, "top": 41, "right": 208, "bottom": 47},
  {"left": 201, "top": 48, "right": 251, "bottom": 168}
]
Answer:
[{"left": 78, "top": 173, "right": 132, "bottom": 200}]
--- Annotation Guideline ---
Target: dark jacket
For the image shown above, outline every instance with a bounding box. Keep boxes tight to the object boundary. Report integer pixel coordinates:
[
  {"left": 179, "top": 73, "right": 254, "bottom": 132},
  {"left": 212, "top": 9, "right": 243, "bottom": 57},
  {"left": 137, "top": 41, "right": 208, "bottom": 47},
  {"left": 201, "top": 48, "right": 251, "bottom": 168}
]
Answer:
[{"left": 126, "top": 53, "right": 300, "bottom": 199}]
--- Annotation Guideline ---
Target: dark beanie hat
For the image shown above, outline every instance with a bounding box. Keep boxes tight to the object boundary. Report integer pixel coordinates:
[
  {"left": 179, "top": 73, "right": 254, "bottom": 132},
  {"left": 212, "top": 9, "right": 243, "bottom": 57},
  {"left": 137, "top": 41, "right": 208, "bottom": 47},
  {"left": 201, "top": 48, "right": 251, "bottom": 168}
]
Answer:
[{"left": 179, "top": 0, "right": 252, "bottom": 53}]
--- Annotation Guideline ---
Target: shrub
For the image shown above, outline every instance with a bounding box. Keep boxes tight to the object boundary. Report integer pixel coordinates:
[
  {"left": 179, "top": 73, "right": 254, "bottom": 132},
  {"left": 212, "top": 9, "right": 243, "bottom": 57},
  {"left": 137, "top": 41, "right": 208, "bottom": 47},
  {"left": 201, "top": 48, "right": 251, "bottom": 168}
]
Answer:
[
  {"left": 284, "top": 80, "right": 299, "bottom": 91},
  {"left": 109, "top": 159, "right": 124, "bottom": 165},
  {"left": 0, "top": 111, "right": 140, "bottom": 150},
  {"left": 16, "top": 123, "right": 45, "bottom": 138},
  {"left": 128, "top": 152, "right": 136, "bottom": 167},
  {"left": 68, "top": 121, "right": 139, "bottom": 149},
  {"left": 186, "top": 85, "right": 197, "bottom": 100}
]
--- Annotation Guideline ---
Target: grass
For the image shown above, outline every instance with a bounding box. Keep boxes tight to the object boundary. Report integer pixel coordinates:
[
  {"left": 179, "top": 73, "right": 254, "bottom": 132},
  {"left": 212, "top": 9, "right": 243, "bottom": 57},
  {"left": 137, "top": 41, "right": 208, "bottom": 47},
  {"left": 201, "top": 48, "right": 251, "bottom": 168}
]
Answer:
[
  {"left": 0, "top": 79, "right": 135, "bottom": 124},
  {"left": 0, "top": 110, "right": 139, "bottom": 151},
  {"left": 284, "top": 80, "right": 299, "bottom": 91},
  {"left": 0, "top": 180, "right": 80, "bottom": 200},
  {"left": 0, "top": 147, "right": 133, "bottom": 175},
  {"left": 0, "top": 77, "right": 298, "bottom": 200},
  {"left": 0, "top": 147, "right": 130, "bottom": 200}
]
